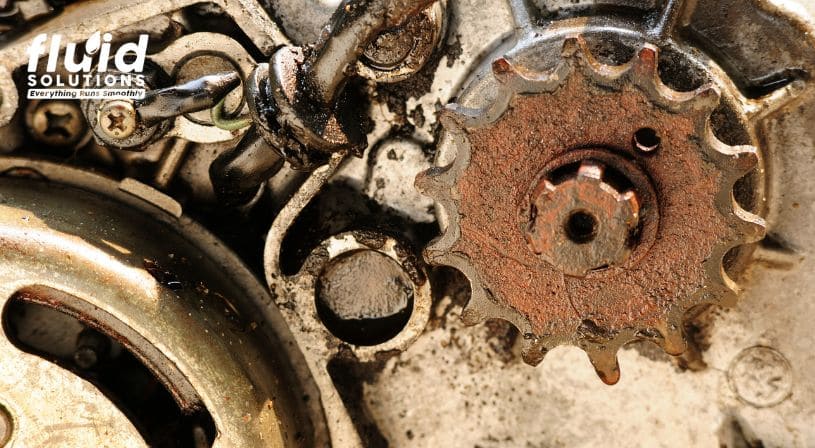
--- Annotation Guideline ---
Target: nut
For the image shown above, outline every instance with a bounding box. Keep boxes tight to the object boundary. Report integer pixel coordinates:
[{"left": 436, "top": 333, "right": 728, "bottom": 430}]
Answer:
[
  {"left": 362, "top": 27, "right": 416, "bottom": 71},
  {"left": 524, "top": 160, "right": 639, "bottom": 277},
  {"left": 98, "top": 100, "right": 137, "bottom": 139}
]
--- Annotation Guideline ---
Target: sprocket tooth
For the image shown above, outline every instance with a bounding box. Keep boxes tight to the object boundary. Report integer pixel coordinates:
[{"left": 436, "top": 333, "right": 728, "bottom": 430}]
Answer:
[
  {"left": 733, "top": 206, "right": 767, "bottom": 243},
  {"left": 520, "top": 337, "right": 547, "bottom": 366},
  {"left": 719, "top": 145, "right": 760, "bottom": 178},
  {"left": 730, "top": 146, "right": 760, "bottom": 177},
  {"left": 424, "top": 242, "right": 461, "bottom": 266},
  {"left": 415, "top": 165, "right": 453, "bottom": 196},
  {"left": 703, "top": 266, "right": 738, "bottom": 302},
  {"left": 561, "top": 35, "right": 605, "bottom": 73},
  {"left": 687, "top": 84, "right": 722, "bottom": 111},
  {"left": 586, "top": 349, "right": 621, "bottom": 385},
  {"left": 440, "top": 103, "right": 482, "bottom": 129},
  {"left": 563, "top": 35, "right": 632, "bottom": 85},
  {"left": 491, "top": 57, "right": 516, "bottom": 84},
  {"left": 460, "top": 304, "right": 483, "bottom": 326},
  {"left": 560, "top": 35, "right": 586, "bottom": 58},
  {"left": 461, "top": 292, "right": 496, "bottom": 326},
  {"left": 492, "top": 55, "right": 572, "bottom": 95},
  {"left": 716, "top": 283, "right": 740, "bottom": 307},
  {"left": 631, "top": 44, "right": 659, "bottom": 79},
  {"left": 703, "top": 122, "right": 760, "bottom": 177},
  {"left": 656, "top": 321, "right": 687, "bottom": 356}
]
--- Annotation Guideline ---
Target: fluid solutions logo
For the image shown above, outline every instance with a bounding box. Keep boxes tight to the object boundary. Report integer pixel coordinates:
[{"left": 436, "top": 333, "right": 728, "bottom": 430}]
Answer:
[{"left": 26, "top": 31, "right": 149, "bottom": 100}]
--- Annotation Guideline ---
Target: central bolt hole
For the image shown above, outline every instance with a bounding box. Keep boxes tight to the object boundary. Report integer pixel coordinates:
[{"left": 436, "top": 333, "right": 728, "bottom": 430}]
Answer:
[{"left": 565, "top": 211, "right": 598, "bottom": 244}]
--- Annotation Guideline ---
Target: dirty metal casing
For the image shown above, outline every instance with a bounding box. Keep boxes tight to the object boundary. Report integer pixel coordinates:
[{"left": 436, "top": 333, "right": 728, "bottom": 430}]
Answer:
[
  {"left": 262, "top": 154, "right": 433, "bottom": 447},
  {"left": 246, "top": 0, "right": 440, "bottom": 170},
  {"left": 0, "top": 159, "right": 328, "bottom": 447}
]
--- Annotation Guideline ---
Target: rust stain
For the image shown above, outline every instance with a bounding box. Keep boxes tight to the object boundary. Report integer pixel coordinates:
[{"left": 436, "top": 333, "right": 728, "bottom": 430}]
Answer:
[{"left": 453, "top": 73, "right": 733, "bottom": 336}]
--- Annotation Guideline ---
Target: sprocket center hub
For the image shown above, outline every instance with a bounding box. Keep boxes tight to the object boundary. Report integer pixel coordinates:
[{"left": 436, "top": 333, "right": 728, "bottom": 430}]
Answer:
[
  {"left": 523, "top": 150, "right": 657, "bottom": 278},
  {"left": 417, "top": 36, "right": 766, "bottom": 384}
]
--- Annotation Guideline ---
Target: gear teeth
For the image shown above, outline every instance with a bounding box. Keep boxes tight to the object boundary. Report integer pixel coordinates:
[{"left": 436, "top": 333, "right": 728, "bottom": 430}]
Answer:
[
  {"left": 630, "top": 46, "right": 723, "bottom": 114},
  {"left": 491, "top": 57, "right": 516, "bottom": 84},
  {"left": 562, "top": 35, "right": 630, "bottom": 85},
  {"left": 586, "top": 348, "right": 621, "bottom": 385},
  {"left": 656, "top": 321, "right": 687, "bottom": 356},
  {"left": 492, "top": 56, "right": 573, "bottom": 93},
  {"left": 701, "top": 122, "right": 767, "bottom": 246},
  {"left": 704, "top": 123, "right": 760, "bottom": 178},
  {"left": 447, "top": 53, "right": 572, "bottom": 130},
  {"left": 419, "top": 32, "right": 766, "bottom": 384},
  {"left": 461, "top": 285, "right": 532, "bottom": 331},
  {"left": 631, "top": 44, "right": 659, "bottom": 79},
  {"left": 733, "top": 207, "right": 767, "bottom": 243},
  {"left": 414, "top": 165, "right": 453, "bottom": 196},
  {"left": 441, "top": 103, "right": 491, "bottom": 129},
  {"left": 460, "top": 291, "right": 499, "bottom": 326},
  {"left": 560, "top": 35, "right": 584, "bottom": 58},
  {"left": 687, "top": 85, "right": 722, "bottom": 111},
  {"left": 562, "top": 38, "right": 722, "bottom": 117},
  {"left": 561, "top": 35, "right": 602, "bottom": 71}
]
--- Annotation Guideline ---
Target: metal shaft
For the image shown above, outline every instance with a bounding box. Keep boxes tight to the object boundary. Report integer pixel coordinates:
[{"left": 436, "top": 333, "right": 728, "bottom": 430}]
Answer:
[{"left": 209, "top": 127, "right": 284, "bottom": 206}]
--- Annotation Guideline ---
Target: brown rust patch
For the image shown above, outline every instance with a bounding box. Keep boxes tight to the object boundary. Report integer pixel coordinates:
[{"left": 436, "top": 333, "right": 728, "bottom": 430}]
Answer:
[
  {"left": 452, "top": 73, "right": 733, "bottom": 337},
  {"left": 524, "top": 159, "right": 641, "bottom": 277}
]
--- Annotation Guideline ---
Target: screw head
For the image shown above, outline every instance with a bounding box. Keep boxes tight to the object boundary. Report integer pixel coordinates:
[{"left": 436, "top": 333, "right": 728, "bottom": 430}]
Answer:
[
  {"left": 98, "top": 100, "right": 137, "bottom": 139},
  {"left": 28, "top": 100, "right": 87, "bottom": 147}
]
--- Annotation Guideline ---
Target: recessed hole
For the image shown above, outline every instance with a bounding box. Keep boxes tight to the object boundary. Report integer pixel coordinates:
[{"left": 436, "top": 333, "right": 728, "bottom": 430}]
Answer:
[
  {"left": 565, "top": 210, "right": 598, "bottom": 244},
  {"left": 316, "top": 250, "right": 413, "bottom": 346},
  {"left": 2, "top": 289, "right": 216, "bottom": 448},
  {"left": 633, "top": 127, "right": 660, "bottom": 152}
]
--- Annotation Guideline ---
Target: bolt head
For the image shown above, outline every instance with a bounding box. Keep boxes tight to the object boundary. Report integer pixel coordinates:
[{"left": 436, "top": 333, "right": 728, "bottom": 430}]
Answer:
[
  {"left": 98, "top": 100, "right": 137, "bottom": 139},
  {"left": 28, "top": 101, "right": 86, "bottom": 146},
  {"left": 73, "top": 346, "right": 99, "bottom": 370}
]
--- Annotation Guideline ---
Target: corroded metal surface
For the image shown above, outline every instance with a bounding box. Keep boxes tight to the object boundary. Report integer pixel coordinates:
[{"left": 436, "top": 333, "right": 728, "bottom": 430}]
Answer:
[
  {"left": 418, "top": 37, "right": 766, "bottom": 383},
  {"left": 524, "top": 159, "right": 641, "bottom": 277}
]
